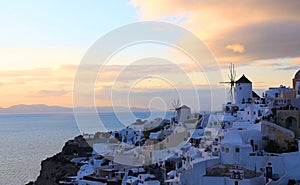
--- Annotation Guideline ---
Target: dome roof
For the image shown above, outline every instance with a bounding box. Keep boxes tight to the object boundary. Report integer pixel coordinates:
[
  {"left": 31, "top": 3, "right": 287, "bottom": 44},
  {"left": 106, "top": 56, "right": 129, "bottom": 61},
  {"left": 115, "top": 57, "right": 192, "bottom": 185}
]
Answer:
[{"left": 295, "top": 70, "right": 300, "bottom": 79}]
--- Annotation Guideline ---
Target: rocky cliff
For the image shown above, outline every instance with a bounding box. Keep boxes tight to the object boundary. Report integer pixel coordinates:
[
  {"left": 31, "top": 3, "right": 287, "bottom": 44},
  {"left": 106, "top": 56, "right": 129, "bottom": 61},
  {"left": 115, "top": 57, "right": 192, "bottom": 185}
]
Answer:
[{"left": 26, "top": 135, "right": 93, "bottom": 185}]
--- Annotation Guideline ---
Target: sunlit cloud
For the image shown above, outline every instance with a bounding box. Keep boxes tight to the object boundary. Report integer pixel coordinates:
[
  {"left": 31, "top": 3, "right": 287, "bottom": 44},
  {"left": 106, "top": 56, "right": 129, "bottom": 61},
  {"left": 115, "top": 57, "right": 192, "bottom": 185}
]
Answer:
[
  {"left": 130, "top": 0, "right": 300, "bottom": 64},
  {"left": 276, "top": 65, "right": 300, "bottom": 71},
  {"left": 0, "top": 63, "right": 216, "bottom": 108},
  {"left": 291, "top": 57, "right": 300, "bottom": 65},
  {"left": 38, "top": 90, "right": 70, "bottom": 97},
  {"left": 1, "top": 1, "right": 299, "bottom": 109},
  {"left": 226, "top": 43, "right": 245, "bottom": 54}
]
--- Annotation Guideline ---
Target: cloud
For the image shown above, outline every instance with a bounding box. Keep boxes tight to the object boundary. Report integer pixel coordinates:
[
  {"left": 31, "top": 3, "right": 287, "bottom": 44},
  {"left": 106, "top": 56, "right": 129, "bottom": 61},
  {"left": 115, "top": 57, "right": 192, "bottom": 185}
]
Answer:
[
  {"left": 130, "top": 0, "right": 300, "bottom": 26},
  {"left": 0, "top": 63, "right": 223, "bottom": 107},
  {"left": 291, "top": 57, "right": 300, "bottom": 65},
  {"left": 276, "top": 65, "right": 300, "bottom": 71},
  {"left": 215, "top": 21, "right": 300, "bottom": 62},
  {"left": 1, "top": 61, "right": 296, "bottom": 108},
  {"left": 130, "top": 0, "right": 300, "bottom": 64},
  {"left": 38, "top": 90, "right": 70, "bottom": 97},
  {"left": 226, "top": 43, "right": 245, "bottom": 54},
  {"left": 0, "top": 65, "right": 75, "bottom": 107},
  {"left": 94, "top": 84, "right": 226, "bottom": 111}
]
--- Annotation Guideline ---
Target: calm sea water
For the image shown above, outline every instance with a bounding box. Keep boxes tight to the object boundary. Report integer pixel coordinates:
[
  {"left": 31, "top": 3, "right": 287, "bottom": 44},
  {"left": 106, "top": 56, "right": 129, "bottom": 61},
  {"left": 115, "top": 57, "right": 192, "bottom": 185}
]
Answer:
[{"left": 0, "top": 112, "right": 173, "bottom": 185}]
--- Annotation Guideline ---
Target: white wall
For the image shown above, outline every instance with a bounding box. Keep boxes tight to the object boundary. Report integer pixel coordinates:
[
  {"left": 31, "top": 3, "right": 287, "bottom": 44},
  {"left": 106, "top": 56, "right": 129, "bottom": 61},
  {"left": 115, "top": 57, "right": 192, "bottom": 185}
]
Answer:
[
  {"left": 180, "top": 158, "right": 219, "bottom": 185},
  {"left": 220, "top": 144, "right": 253, "bottom": 164},
  {"left": 203, "top": 175, "right": 265, "bottom": 185},
  {"left": 179, "top": 107, "right": 191, "bottom": 122},
  {"left": 236, "top": 83, "right": 252, "bottom": 104}
]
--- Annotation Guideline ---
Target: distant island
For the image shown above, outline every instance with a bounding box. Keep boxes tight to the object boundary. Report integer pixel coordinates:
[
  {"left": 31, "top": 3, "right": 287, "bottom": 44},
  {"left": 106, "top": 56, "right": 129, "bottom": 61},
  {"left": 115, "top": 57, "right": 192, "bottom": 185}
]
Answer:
[{"left": 0, "top": 104, "right": 161, "bottom": 114}]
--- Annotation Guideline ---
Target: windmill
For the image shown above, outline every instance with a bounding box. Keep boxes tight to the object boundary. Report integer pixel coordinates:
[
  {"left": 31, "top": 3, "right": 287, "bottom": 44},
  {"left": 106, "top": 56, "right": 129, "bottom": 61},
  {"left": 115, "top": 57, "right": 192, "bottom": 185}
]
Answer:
[
  {"left": 171, "top": 99, "right": 181, "bottom": 111},
  {"left": 220, "top": 63, "right": 236, "bottom": 102},
  {"left": 170, "top": 99, "right": 181, "bottom": 125}
]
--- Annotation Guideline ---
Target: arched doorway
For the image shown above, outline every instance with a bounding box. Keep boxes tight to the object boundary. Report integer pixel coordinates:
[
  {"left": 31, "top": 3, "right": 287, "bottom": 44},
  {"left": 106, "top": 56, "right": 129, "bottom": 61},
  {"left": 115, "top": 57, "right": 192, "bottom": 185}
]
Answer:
[{"left": 285, "top": 116, "right": 297, "bottom": 129}]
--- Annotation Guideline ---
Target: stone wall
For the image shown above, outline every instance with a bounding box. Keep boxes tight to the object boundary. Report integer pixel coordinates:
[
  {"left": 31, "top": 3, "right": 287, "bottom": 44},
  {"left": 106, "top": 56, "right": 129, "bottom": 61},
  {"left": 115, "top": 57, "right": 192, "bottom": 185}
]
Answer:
[
  {"left": 261, "top": 121, "right": 295, "bottom": 150},
  {"left": 276, "top": 110, "right": 300, "bottom": 139}
]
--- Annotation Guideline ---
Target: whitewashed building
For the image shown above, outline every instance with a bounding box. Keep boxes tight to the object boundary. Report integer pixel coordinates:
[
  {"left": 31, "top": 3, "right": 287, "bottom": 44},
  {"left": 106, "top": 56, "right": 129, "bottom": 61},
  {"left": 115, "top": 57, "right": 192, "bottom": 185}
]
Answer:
[{"left": 235, "top": 75, "right": 253, "bottom": 104}]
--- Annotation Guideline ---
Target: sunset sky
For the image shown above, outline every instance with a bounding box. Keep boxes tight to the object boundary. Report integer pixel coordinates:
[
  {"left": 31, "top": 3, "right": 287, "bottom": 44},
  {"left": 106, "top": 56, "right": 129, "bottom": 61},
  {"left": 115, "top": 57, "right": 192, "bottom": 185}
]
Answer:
[{"left": 0, "top": 0, "right": 299, "bottom": 110}]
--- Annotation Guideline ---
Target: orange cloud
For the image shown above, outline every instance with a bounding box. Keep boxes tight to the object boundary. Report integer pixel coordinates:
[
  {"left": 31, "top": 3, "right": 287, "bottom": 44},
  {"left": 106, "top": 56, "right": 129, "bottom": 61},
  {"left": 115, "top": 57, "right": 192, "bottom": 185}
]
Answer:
[
  {"left": 0, "top": 66, "right": 75, "bottom": 107},
  {"left": 1, "top": 61, "right": 296, "bottom": 109},
  {"left": 291, "top": 57, "right": 300, "bottom": 65},
  {"left": 226, "top": 43, "right": 245, "bottom": 54},
  {"left": 130, "top": 0, "right": 300, "bottom": 64},
  {"left": 0, "top": 63, "right": 213, "bottom": 107}
]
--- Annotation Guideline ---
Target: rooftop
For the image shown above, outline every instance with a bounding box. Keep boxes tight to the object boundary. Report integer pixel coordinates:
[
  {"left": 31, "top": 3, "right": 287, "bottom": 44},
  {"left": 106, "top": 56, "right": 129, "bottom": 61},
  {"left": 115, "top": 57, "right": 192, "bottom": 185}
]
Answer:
[
  {"left": 236, "top": 74, "right": 252, "bottom": 84},
  {"left": 206, "top": 164, "right": 262, "bottom": 179},
  {"left": 294, "top": 70, "right": 300, "bottom": 79}
]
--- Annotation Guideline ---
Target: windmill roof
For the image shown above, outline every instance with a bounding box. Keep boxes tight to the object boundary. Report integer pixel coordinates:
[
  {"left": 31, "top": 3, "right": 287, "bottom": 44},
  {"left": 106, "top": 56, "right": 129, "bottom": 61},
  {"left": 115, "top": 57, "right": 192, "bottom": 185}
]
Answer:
[
  {"left": 180, "top": 105, "right": 190, "bottom": 109},
  {"left": 294, "top": 70, "right": 300, "bottom": 79},
  {"left": 236, "top": 74, "right": 252, "bottom": 84}
]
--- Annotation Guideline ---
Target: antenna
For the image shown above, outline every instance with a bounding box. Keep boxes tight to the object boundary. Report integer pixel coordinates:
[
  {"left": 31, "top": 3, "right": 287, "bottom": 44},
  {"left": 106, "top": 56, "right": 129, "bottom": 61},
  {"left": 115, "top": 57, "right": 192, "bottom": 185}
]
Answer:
[{"left": 220, "top": 63, "right": 236, "bottom": 102}]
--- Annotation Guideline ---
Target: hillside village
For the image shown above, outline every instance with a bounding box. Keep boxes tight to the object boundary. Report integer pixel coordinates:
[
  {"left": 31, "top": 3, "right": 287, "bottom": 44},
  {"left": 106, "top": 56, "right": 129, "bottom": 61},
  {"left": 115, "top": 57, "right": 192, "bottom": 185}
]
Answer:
[{"left": 31, "top": 68, "right": 300, "bottom": 185}]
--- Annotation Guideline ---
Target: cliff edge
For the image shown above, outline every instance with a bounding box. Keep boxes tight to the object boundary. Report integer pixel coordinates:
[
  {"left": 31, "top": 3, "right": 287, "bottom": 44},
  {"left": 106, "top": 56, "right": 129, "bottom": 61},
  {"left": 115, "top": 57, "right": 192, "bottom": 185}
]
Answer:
[{"left": 26, "top": 135, "right": 93, "bottom": 185}]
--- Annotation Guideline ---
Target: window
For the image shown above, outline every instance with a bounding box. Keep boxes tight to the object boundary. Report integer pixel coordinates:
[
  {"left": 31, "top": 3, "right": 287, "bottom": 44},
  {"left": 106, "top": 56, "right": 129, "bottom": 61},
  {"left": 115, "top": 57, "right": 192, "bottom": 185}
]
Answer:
[
  {"left": 221, "top": 147, "right": 224, "bottom": 152},
  {"left": 232, "top": 106, "right": 239, "bottom": 111},
  {"left": 225, "top": 148, "right": 229, "bottom": 153},
  {"left": 225, "top": 106, "right": 230, "bottom": 112},
  {"left": 160, "top": 144, "right": 163, "bottom": 150},
  {"left": 235, "top": 148, "right": 240, "bottom": 153}
]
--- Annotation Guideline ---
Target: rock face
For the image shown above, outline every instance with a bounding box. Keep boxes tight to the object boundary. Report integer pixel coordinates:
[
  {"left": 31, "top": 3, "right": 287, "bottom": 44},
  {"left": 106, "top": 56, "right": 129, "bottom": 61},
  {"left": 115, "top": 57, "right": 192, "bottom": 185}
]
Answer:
[
  {"left": 27, "top": 135, "right": 93, "bottom": 185},
  {"left": 262, "top": 121, "right": 298, "bottom": 153},
  {"left": 262, "top": 121, "right": 295, "bottom": 146}
]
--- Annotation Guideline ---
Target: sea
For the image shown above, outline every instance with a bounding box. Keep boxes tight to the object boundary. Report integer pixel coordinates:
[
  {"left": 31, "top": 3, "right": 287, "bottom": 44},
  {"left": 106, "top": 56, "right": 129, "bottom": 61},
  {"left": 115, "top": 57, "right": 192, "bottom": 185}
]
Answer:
[{"left": 0, "top": 111, "right": 174, "bottom": 185}]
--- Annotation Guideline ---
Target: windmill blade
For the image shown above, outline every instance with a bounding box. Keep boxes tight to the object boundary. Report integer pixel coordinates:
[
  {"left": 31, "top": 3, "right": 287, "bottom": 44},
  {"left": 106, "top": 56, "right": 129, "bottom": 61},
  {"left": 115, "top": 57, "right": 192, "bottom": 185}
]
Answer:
[
  {"left": 220, "top": 63, "right": 237, "bottom": 102},
  {"left": 228, "top": 73, "right": 232, "bottom": 81},
  {"left": 171, "top": 99, "right": 181, "bottom": 110},
  {"left": 229, "top": 87, "right": 233, "bottom": 101},
  {"left": 229, "top": 63, "right": 236, "bottom": 82}
]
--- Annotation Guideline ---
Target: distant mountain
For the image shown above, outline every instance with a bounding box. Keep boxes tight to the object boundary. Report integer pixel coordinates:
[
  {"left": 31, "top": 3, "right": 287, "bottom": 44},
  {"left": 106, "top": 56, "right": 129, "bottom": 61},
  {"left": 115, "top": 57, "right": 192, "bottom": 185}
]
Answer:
[
  {"left": 0, "top": 104, "right": 70, "bottom": 114},
  {"left": 0, "top": 104, "right": 161, "bottom": 114}
]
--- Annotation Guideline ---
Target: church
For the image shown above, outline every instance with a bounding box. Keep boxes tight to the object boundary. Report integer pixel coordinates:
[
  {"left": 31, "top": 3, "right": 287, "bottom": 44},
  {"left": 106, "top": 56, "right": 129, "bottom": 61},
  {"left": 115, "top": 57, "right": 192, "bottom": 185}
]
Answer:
[{"left": 275, "top": 70, "right": 300, "bottom": 139}]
